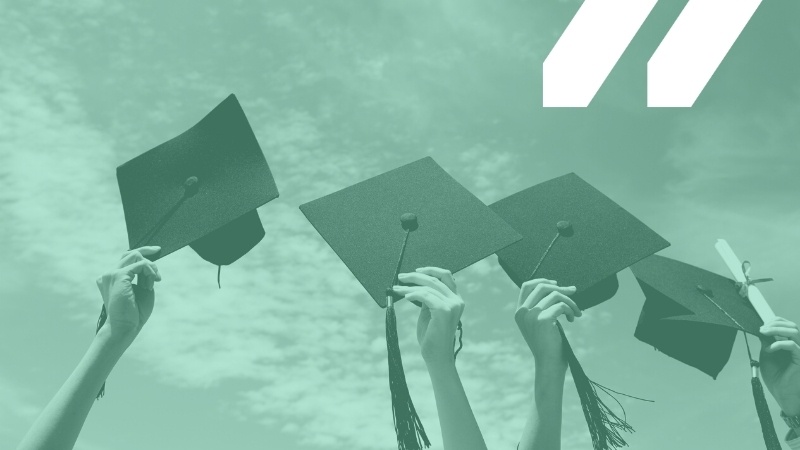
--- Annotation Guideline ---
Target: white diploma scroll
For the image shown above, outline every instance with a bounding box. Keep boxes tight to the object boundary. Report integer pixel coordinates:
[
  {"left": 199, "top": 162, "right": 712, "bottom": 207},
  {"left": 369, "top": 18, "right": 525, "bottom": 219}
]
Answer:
[{"left": 715, "top": 239, "right": 777, "bottom": 324}]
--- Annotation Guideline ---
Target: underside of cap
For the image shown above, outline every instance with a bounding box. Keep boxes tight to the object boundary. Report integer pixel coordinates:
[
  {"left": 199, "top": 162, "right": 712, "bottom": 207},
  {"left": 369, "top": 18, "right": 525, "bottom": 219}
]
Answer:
[
  {"left": 634, "top": 281, "right": 736, "bottom": 379},
  {"left": 190, "top": 209, "right": 265, "bottom": 266},
  {"left": 572, "top": 275, "right": 619, "bottom": 309},
  {"left": 497, "top": 255, "right": 620, "bottom": 310}
]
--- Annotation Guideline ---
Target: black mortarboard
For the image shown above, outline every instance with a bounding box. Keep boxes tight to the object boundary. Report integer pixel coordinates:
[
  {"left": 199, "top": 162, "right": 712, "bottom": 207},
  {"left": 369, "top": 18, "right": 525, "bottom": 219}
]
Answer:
[
  {"left": 116, "top": 93, "right": 279, "bottom": 267},
  {"left": 631, "top": 254, "right": 763, "bottom": 378},
  {"left": 631, "top": 254, "right": 781, "bottom": 450},
  {"left": 300, "top": 157, "right": 522, "bottom": 450},
  {"left": 491, "top": 173, "right": 670, "bottom": 310},
  {"left": 490, "top": 173, "right": 670, "bottom": 450},
  {"left": 96, "top": 94, "right": 279, "bottom": 398}
]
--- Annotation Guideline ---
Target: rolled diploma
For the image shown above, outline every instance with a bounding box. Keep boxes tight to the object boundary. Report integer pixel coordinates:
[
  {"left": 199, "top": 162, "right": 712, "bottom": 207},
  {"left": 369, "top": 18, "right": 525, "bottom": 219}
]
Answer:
[{"left": 715, "top": 239, "right": 777, "bottom": 324}]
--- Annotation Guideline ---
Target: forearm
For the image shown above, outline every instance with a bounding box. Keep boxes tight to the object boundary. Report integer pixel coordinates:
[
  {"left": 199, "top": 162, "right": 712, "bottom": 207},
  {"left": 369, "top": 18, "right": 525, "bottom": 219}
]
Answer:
[
  {"left": 17, "top": 329, "right": 127, "bottom": 450},
  {"left": 426, "top": 359, "right": 488, "bottom": 450},
  {"left": 518, "top": 363, "right": 567, "bottom": 450}
]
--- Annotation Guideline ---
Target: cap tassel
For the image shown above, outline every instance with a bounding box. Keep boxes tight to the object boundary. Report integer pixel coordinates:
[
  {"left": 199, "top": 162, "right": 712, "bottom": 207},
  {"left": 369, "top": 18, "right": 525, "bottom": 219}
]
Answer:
[
  {"left": 383, "top": 213, "right": 430, "bottom": 449},
  {"left": 750, "top": 361, "right": 781, "bottom": 450},
  {"left": 453, "top": 321, "right": 463, "bottom": 360},
  {"left": 741, "top": 331, "right": 782, "bottom": 450},
  {"left": 529, "top": 222, "right": 640, "bottom": 450},
  {"left": 386, "top": 297, "right": 431, "bottom": 450},
  {"left": 95, "top": 304, "right": 108, "bottom": 400},
  {"left": 558, "top": 323, "right": 636, "bottom": 450},
  {"left": 217, "top": 265, "right": 222, "bottom": 289}
]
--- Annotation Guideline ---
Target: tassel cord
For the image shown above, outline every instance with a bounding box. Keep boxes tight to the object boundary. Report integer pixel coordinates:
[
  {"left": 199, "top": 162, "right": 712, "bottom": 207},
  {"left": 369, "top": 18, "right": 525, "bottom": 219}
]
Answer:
[
  {"left": 94, "top": 304, "right": 107, "bottom": 399},
  {"left": 386, "top": 298, "right": 431, "bottom": 449},
  {"left": 453, "top": 321, "right": 463, "bottom": 360},
  {"left": 385, "top": 227, "right": 430, "bottom": 449},
  {"left": 557, "top": 322, "right": 634, "bottom": 450}
]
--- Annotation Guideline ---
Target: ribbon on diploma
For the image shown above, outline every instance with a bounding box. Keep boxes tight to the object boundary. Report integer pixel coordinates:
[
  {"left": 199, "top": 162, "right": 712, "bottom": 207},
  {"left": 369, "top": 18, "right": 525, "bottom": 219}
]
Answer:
[{"left": 735, "top": 261, "right": 773, "bottom": 299}]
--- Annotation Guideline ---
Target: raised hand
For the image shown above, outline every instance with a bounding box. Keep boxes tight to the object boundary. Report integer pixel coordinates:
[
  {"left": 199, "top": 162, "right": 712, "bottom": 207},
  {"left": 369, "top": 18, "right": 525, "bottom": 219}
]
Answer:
[
  {"left": 515, "top": 279, "right": 580, "bottom": 450},
  {"left": 96, "top": 246, "right": 162, "bottom": 347},
  {"left": 760, "top": 317, "right": 800, "bottom": 416},
  {"left": 393, "top": 267, "right": 463, "bottom": 365},
  {"left": 16, "top": 246, "right": 163, "bottom": 450},
  {"left": 392, "top": 267, "right": 487, "bottom": 450},
  {"left": 514, "top": 279, "right": 580, "bottom": 374}
]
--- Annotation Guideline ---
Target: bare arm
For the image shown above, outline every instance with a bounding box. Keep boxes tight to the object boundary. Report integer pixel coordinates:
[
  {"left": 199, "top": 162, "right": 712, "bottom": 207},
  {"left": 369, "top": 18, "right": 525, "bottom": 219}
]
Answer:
[
  {"left": 17, "top": 247, "right": 161, "bottom": 450},
  {"left": 395, "top": 267, "right": 488, "bottom": 450},
  {"left": 515, "top": 279, "right": 580, "bottom": 450},
  {"left": 16, "top": 329, "right": 128, "bottom": 450},
  {"left": 426, "top": 359, "right": 487, "bottom": 450}
]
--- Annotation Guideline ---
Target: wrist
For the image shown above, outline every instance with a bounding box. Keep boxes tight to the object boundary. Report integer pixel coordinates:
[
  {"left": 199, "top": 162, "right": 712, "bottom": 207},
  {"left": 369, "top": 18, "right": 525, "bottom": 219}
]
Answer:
[
  {"left": 93, "top": 326, "right": 133, "bottom": 357},
  {"left": 424, "top": 356, "right": 457, "bottom": 375},
  {"left": 533, "top": 356, "right": 568, "bottom": 378},
  {"left": 422, "top": 346, "right": 456, "bottom": 368},
  {"left": 535, "top": 363, "right": 566, "bottom": 392}
]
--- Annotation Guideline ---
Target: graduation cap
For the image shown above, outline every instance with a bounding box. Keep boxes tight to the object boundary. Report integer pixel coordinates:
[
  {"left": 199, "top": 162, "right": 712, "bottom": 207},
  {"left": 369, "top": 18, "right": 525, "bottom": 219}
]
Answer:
[
  {"left": 490, "top": 173, "right": 670, "bottom": 450},
  {"left": 631, "top": 250, "right": 781, "bottom": 450},
  {"left": 300, "top": 157, "right": 522, "bottom": 450},
  {"left": 96, "top": 94, "right": 279, "bottom": 398}
]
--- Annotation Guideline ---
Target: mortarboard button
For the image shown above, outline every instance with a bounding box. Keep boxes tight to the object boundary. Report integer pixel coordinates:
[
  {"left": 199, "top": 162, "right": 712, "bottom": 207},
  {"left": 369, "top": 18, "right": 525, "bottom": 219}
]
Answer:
[
  {"left": 401, "top": 213, "right": 419, "bottom": 231},
  {"left": 183, "top": 176, "right": 200, "bottom": 197},
  {"left": 696, "top": 284, "right": 713, "bottom": 297},
  {"left": 556, "top": 220, "right": 574, "bottom": 237}
]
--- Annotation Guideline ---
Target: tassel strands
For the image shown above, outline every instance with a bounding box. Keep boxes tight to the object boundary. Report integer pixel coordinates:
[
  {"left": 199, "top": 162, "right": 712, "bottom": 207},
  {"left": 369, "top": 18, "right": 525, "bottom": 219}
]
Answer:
[
  {"left": 528, "top": 221, "right": 640, "bottom": 450},
  {"left": 557, "top": 322, "right": 635, "bottom": 450},
  {"left": 750, "top": 361, "right": 782, "bottom": 450},
  {"left": 386, "top": 296, "right": 431, "bottom": 450},
  {"left": 384, "top": 212, "right": 429, "bottom": 450},
  {"left": 743, "top": 332, "right": 781, "bottom": 450}
]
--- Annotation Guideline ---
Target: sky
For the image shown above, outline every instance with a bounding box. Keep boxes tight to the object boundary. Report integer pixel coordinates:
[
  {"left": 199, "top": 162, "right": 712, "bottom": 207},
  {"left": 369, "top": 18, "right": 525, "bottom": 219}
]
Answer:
[{"left": 1, "top": 0, "right": 799, "bottom": 449}]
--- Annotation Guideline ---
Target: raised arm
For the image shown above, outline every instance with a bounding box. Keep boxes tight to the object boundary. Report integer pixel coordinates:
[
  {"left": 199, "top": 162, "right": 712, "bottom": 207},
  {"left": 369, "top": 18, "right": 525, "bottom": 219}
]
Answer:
[
  {"left": 759, "top": 317, "right": 800, "bottom": 443},
  {"left": 16, "top": 246, "right": 162, "bottom": 450},
  {"left": 515, "top": 279, "right": 581, "bottom": 450},
  {"left": 393, "top": 267, "right": 487, "bottom": 450}
]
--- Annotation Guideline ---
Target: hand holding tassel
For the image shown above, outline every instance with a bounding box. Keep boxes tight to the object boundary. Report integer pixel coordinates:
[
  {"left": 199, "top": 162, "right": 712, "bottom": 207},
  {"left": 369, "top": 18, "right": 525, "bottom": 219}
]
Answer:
[
  {"left": 393, "top": 267, "right": 463, "bottom": 366},
  {"left": 514, "top": 278, "right": 581, "bottom": 374},
  {"left": 759, "top": 318, "right": 800, "bottom": 417}
]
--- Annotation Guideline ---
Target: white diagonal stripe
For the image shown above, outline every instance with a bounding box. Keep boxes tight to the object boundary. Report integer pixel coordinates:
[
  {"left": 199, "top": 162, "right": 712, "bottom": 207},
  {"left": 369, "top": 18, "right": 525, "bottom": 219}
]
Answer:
[
  {"left": 648, "top": 0, "right": 762, "bottom": 107},
  {"left": 543, "top": 0, "right": 658, "bottom": 107}
]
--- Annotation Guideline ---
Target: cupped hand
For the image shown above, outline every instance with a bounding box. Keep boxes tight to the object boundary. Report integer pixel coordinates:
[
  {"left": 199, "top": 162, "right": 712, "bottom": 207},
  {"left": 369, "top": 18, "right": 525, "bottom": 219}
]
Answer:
[
  {"left": 96, "top": 246, "right": 162, "bottom": 346},
  {"left": 760, "top": 317, "right": 800, "bottom": 415},
  {"left": 515, "top": 279, "right": 580, "bottom": 374},
  {"left": 392, "top": 267, "right": 463, "bottom": 365}
]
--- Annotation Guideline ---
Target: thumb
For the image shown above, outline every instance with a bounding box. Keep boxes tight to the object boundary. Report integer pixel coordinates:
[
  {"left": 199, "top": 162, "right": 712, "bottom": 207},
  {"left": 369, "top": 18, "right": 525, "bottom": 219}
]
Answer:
[
  {"left": 132, "top": 284, "right": 156, "bottom": 326},
  {"left": 138, "top": 273, "right": 156, "bottom": 291},
  {"left": 417, "top": 305, "right": 432, "bottom": 341}
]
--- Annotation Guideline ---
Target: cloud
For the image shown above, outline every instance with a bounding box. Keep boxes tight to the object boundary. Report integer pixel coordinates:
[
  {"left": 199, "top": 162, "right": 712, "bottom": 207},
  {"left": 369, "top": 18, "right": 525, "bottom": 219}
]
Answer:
[
  {"left": 0, "top": 3, "right": 611, "bottom": 450},
  {"left": 0, "top": 377, "right": 40, "bottom": 440}
]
